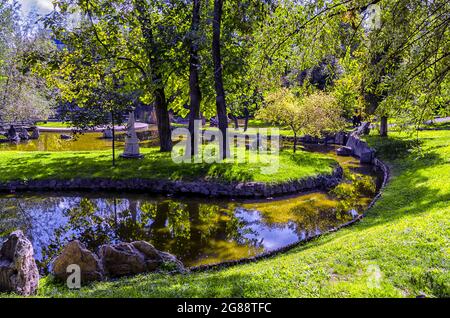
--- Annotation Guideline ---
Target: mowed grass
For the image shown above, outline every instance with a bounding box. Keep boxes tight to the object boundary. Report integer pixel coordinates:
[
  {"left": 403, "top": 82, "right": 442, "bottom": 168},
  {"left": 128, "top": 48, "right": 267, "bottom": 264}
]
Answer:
[
  {"left": 35, "top": 121, "right": 73, "bottom": 128},
  {"left": 0, "top": 147, "right": 334, "bottom": 183},
  {"left": 35, "top": 127, "right": 449, "bottom": 298}
]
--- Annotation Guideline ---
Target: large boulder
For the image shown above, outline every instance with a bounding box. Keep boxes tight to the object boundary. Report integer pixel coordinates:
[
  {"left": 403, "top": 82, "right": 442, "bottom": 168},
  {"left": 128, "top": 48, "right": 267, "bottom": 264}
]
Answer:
[
  {"left": 360, "top": 150, "right": 375, "bottom": 164},
  {"left": 131, "top": 241, "right": 163, "bottom": 271},
  {"left": 336, "top": 146, "right": 352, "bottom": 156},
  {"left": 98, "top": 242, "right": 147, "bottom": 277},
  {"left": 19, "top": 128, "right": 30, "bottom": 140},
  {"left": 97, "top": 241, "right": 186, "bottom": 277},
  {"left": 7, "top": 126, "right": 20, "bottom": 143},
  {"left": 51, "top": 240, "right": 103, "bottom": 283},
  {"left": 60, "top": 134, "right": 73, "bottom": 140},
  {"left": 30, "top": 127, "right": 40, "bottom": 140},
  {"left": 355, "top": 122, "right": 371, "bottom": 136},
  {"left": 159, "top": 251, "right": 188, "bottom": 274},
  {"left": 48, "top": 240, "right": 186, "bottom": 282},
  {"left": 346, "top": 132, "right": 375, "bottom": 164},
  {"left": 0, "top": 231, "right": 39, "bottom": 296},
  {"left": 334, "top": 131, "right": 348, "bottom": 145}
]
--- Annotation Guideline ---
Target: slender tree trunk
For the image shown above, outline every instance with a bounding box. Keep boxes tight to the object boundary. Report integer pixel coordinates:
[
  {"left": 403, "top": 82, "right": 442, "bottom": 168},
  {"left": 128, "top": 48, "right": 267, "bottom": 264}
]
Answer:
[
  {"left": 188, "top": 0, "right": 202, "bottom": 157},
  {"left": 380, "top": 116, "right": 388, "bottom": 137},
  {"left": 293, "top": 132, "right": 297, "bottom": 153},
  {"left": 155, "top": 87, "right": 173, "bottom": 151},
  {"left": 111, "top": 111, "right": 116, "bottom": 166},
  {"left": 212, "top": 0, "right": 229, "bottom": 159},
  {"left": 1, "top": 75, "right": 11, "bottom": 121},
  {"left": 243, "top": 107, "right": 249, "bottom": 132},
  {"left": 233, "top": 116, "right": 239, "bottom": 130},
  {"left": 134, "top": 0, "right": 172, "bottom": 152}
]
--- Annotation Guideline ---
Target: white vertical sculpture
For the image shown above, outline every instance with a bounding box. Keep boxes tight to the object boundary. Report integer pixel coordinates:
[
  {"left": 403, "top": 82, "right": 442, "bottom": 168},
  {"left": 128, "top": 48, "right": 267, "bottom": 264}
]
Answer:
[{"left": 120, "top": 112, "right": 144, "bottom": 159}]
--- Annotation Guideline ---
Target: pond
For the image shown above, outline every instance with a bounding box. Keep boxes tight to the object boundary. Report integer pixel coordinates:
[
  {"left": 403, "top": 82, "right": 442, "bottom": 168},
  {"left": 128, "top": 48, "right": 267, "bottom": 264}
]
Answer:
[
  {"left": 0, "top": 133, "right": 380, "bottom": 273},
  {"left": 0, "top": 140, "right": 382, "bottom": 272},
  {"left": 0, "top": 131, "right": 160, "bottom": 152}
]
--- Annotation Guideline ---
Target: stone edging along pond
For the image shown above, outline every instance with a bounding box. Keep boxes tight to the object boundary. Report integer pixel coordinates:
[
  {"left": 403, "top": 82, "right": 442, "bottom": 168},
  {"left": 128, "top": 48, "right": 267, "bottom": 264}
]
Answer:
[
  {"left": 0, "top": 145, "right": 390, "bottom": 277},
  {"left": 0, "top": 165, "right": 344, "bottom": 198},
  {"left": 189, "top": 157, "right": 390, "bottom": 273}
]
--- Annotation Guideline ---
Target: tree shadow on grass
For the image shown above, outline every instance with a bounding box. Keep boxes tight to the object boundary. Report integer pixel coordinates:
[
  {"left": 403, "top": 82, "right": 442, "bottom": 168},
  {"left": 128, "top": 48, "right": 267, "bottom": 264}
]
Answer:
[
  {"left": 0, "top": 153, "right": 114, "bottom": 181},
  {"left": 365, "top": 136, "right": 423, "bottom": 160},
  {"left": 347, "top": 135, "right": 450, "bottom": 227},
  {"left": 0, "top": 146, "right": 334, "bottom": 183},
  {"left": 420, "top": 122, "right": 450, "bottom": 131},
  {"left": 0, "top": 151, "right": 259, "bottom": 183},
  {"left": 47, "top": 270, "right": 286, "bottom": 298}
]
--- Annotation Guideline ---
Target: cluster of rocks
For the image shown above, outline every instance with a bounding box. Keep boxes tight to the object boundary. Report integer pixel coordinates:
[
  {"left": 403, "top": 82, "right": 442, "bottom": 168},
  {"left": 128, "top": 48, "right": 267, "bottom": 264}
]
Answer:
[
  {"left": 281, "top": 131, "right": 348, "bottom": 146},
  {"left": 1, "top": 126, "right": 40, "bottom": 143},
  {"left": 336, "top": 122, "right": 376, "bottom": 164},
  {"left": 51, "top": 240, "right": 186, "bottom": 284},
  {"left": 0, "top": 231, "right": 39, "bottom": 296},
  {"left": 0, "top": 166, "right": 343, "bottom": 197},
  {"left": 0, "top": 231, "right": 186, "bottom": 295},
  {"left": 280, "top": 124, "right": 376, "bottom": 164}
]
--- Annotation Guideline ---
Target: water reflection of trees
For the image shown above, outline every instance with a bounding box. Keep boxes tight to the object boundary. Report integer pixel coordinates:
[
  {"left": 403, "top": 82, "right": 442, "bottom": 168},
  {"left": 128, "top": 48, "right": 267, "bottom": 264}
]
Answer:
[
  {"left": 0, "top": 133, "right": 114, "bottom": 152},
  {"left": 31, "top": 197, "right": 263, "bottom": 270},
  {"left": 245, "top": 195, "right": 357, "bottom": 241}
]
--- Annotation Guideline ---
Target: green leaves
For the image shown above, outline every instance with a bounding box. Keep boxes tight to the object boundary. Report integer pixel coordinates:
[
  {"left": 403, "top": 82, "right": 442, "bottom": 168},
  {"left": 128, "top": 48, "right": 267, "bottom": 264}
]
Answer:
[{"left": 257, "top": 88, "right": 345, "bottom": 140}]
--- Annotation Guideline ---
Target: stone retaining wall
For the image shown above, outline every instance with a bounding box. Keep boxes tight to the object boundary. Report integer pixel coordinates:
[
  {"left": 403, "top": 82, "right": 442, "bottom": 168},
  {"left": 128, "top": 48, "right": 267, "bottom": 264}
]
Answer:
[{"left": 0, "top": 165, "right": 343, "bottom": 198}]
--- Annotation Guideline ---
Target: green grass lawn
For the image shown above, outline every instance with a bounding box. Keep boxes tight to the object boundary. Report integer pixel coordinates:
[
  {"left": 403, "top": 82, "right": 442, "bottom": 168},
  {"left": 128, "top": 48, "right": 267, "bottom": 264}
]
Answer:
[
  {"left": 35, "top": 121, "right": 73, "bottom": 128},
  {"left": 0, "top": 147, "right": 334, "bottom": 183},
  {"left": 35, "top": 127, "right": 449, "bottom": 298}
]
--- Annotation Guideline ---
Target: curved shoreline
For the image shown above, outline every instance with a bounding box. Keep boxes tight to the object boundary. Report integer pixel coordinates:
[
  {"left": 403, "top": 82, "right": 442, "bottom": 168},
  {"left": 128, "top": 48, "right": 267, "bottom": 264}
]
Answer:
[
  {"left": 0, "top": 165, "right": 343, "bottom": 198},
  {"left": 0, "top": 154, "right": 390, "bottom": 285},
  {"left": 189, "top": 157, "right": 390, "bottom": 272}
]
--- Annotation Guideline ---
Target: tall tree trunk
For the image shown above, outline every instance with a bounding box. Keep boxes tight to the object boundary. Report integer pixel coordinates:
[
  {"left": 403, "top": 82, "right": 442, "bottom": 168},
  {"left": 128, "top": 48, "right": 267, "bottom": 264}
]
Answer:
[
  {"left": 243, "top": 107, "right": 249, "bottom": 132},
  {"left": 188, "top": 0, "right": 202, "bottom": 157},
  {"left": 293, "top": 132, "right": 297, "bottom": 153},
  {"left": 155, "top": 87, "right": 173, "bottom": 151},
  {"left": 134, "top": 0, "right": 172, "bottom": 152},
  {"left": 111, "top": 111, "right": 116, "bottom": 166},
  {"left": 212, "top": 0, "right": 229, "bottom": 159},
  {"left": 233, "top": 116, "right": 239, "bottom": 130},
  {"left": 0, "top": 75, "right": 11, "bottom": 122},
  {"left": 380, "top": 116, "right": 388, "bottom": 137}
]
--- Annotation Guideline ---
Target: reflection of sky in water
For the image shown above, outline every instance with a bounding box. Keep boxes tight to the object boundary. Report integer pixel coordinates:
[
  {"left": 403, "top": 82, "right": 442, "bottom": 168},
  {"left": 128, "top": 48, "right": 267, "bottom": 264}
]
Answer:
[
  {"left": 235, "top": 208, "right": 301, "bottom": 251},
  {"left": 15, "top": 197, "right": 80, "bottom": 260},
  {"left": 0, "top": 188, "right": 365, "bottom": 269},
  {"left": 0, "top": 197, "right": 136, "bottom": 261}
]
